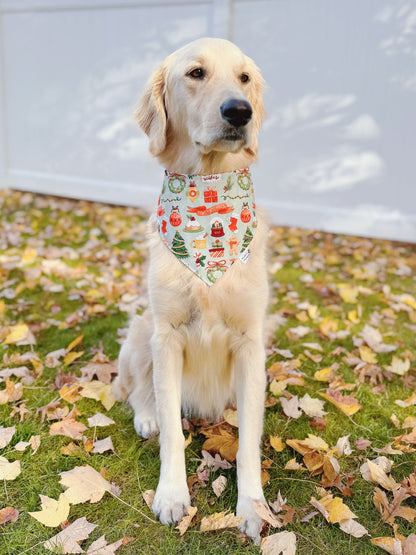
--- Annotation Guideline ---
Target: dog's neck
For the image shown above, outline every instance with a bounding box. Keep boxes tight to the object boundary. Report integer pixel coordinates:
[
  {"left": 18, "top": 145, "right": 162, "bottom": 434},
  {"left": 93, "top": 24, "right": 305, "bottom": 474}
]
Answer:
[{"left": 157, "top": 131, "right": 257, "bottom": 176}]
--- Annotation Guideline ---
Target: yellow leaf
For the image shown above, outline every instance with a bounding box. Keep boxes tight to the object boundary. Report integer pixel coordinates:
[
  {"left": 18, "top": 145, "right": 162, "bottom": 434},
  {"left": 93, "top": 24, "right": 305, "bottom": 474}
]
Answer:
[
  {"left": 21, "top": 247, "right": 37, "bottom": 265},
  {"left": 366, "top": 460, "right": 398, "bottom": 491},
  {"left": 270, "top": 436, "right": 285, "bottom": 452},
  {"left": 66, "top": 334, "right": 84, "bottom": 353},
  {"left": 270, "top": 379, "right": 288, "bottom": 396},
  {"left": 314, "top": 367, "right": 333, "bottom": 382},
  {"left": 28, "top": 494, "right": 70, "bottom": 527},
  {"left": 63, "top": 351, "right": 84, "bottom": 366},
  {"left": 302, "top": 434, "right": 329, "bottom": 452},
  {"left": 61, "top": 442, "right": 85, "bottom": 457},
  {"left": 80, "top": 381, "right": 116, "bottom": 411},
  {"left": 348, "top": 310, "right": 359, "bottom": 323},
  {"left": 359, "top": 346, "right": 377, "bottom": 364},
  {"left": 371, "top": 536, "right": 404, "bottom": 554},
  {"left": 319, "top": 318, "right": 338, "bottom": 337},
  {"left": 4, "top": 324, "right": 29, "bottom": 345},
  {"left": 200, "top": 511, "right": 242, "bottom": 532},
  {"left": 338, "top": 284, "right": 359, "bottom": 303},
  {"left": 202, "top": 428, "right": 238, "bottom": 462},
  {"left": 59, "top": 384, "right": 82, "bottom": 403},
  {"left": 386, "top": 356, "right": 410, "bottom": 376},
  {"left": 319, "top": 494, "right": 357, "bottom": 523},
  {"left": 320, "top": 391, "right": 361, "bottom": 416},
  {"left": 400, "top": 294, "right": 416, "bottom": 310}
]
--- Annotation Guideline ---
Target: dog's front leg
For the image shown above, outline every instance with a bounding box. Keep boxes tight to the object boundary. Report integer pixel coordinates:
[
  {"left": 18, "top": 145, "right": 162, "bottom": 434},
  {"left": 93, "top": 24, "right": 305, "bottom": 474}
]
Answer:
[
  {"left": 234, "top": 334, "right": 266, "bottom": 539},
  {"left": 151, "top": 326, "right": 190, "bottom": 525}
]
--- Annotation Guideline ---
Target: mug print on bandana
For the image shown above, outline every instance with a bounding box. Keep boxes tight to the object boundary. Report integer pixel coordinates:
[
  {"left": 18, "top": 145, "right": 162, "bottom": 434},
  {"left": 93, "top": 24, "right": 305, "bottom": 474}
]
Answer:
[{"left": 156, "top": 168, "right": 257, "bottom": 285}]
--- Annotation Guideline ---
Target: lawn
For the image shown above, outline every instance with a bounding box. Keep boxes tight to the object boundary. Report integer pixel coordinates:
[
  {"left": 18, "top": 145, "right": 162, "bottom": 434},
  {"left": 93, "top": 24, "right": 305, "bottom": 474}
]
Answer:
[{"left": 1, "top": 188, "right": 416, "bottom": 554}]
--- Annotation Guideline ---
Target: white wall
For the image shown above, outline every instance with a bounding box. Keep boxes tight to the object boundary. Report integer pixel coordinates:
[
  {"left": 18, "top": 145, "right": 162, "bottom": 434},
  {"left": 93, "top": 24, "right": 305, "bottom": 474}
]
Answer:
[{"left": 1, "top": 0, "right": 415, "bottom": 241}]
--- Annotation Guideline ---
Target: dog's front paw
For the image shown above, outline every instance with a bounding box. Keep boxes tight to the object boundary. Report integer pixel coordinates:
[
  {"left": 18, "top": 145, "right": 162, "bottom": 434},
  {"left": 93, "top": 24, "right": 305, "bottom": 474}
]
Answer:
[
  {"left": 134, "top": 413, "right": 159, "bottom": 439},
  {"left": 237, "top": 496, "right": 264, "bottom": 541},
  {"left": 152, "top": 482, "right": 191, "bottom": 525}
]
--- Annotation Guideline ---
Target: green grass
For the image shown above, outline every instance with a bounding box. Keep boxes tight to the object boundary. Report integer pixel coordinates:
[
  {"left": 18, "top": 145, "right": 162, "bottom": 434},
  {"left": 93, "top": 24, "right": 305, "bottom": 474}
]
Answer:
[{"left": 1, "top": 190, "right": 416, "bottom": 554}]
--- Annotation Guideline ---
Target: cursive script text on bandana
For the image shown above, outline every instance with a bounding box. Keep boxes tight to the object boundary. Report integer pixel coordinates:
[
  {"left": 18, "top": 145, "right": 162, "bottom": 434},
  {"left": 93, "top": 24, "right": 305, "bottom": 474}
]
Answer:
[{"left": 156, "top": 168, "right": 257, "bottom": 285}]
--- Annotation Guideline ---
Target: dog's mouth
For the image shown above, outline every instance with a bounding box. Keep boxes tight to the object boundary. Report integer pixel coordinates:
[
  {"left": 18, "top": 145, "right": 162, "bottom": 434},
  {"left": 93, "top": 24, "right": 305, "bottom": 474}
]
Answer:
[{"left": 195, "top": 128, "right": 248, "bottom": 154}]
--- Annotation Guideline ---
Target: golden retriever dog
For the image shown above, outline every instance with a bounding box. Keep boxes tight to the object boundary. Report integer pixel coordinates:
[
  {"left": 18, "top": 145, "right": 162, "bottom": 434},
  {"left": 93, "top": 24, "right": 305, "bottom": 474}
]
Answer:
[{"left": 112, "top": 37, "right": 268, "bottom": 539}]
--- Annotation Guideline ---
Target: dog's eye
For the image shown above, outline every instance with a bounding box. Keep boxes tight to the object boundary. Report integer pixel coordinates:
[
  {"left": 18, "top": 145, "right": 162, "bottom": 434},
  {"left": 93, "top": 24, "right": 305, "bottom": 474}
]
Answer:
[
  {"left": 188, "top": 68, "right": 205, "bottom": 79},
  {"left": 240, "top": 73, "right": 250, "bottom": 83}
]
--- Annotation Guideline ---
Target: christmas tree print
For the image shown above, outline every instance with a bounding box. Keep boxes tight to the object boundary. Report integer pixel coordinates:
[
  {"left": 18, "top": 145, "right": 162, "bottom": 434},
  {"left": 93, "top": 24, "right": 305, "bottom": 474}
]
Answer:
[
  {"left": 242, "top": 226, "right": 253, "bottom": 250},
  {"left": 171, "top": 231, "right": 189, "bottom": 259}
]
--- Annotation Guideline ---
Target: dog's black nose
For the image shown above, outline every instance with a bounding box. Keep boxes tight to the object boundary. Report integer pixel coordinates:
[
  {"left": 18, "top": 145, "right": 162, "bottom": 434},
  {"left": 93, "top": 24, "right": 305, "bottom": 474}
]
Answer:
[{"left": 220, "top": 99, "right": 252, "bottom": 128}]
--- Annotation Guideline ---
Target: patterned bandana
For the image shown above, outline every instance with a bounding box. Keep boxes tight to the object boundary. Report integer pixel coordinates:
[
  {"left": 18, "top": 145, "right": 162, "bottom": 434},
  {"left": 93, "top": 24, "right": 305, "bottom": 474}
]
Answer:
[{"left": 156, "top": 168, "right": 257, "bottom": 285}]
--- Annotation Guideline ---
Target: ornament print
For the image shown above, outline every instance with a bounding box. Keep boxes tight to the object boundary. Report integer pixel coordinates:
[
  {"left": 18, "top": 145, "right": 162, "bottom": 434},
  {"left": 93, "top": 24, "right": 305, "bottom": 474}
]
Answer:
[{"left": 157, "top": 168, "right": 256, "bottom": 285}]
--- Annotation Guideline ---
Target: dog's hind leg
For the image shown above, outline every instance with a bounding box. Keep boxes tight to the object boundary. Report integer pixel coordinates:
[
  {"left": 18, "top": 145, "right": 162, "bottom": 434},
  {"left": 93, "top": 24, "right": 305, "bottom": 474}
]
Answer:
[{"left": 112, "top": 311, "right": 159, "bottom": 438}]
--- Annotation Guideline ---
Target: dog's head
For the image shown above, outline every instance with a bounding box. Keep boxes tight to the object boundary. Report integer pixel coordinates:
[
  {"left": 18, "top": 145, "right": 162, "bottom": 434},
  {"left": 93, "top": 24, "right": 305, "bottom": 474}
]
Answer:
[{"left": 136, "top": 38, "right": 265, "bottom": 168}]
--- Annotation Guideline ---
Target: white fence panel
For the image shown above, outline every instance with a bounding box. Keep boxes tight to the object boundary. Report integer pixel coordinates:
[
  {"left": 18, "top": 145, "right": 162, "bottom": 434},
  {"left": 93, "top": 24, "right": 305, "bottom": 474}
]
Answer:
[{"left": 0, "top": 0, "right": 415, "bottom": 241}]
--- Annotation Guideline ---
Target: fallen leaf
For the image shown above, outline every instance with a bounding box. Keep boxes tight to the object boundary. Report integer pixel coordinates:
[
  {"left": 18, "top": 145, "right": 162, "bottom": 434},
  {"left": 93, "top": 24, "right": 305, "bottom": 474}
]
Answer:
[
  {"left": 59, "top": 464, "right": 114, "bottom": 504},
  {"left": 319, "top": 494, "right": 357, "bottom": 523},
  {"left": 371, "top": 536, "right": 404, "bottom": 554},
  {"left": 92, "top": 436, "right": 114, "bottom": 454},
  {"left": 253, "top": 499, "right": 283, "bottom": 528},
  {"left": 374, "top": 487, "right": 416, "bottom": 526},
  {"left": 87, "top": 413, "right": 115, "bottom": 427},
  {"left": 142, "top": 489, "right": 155, "bottom": 508},
  {"left": 223, "top": 408, "right": 238, "bottom": 427},
  {"left": 59, "top": 384, "right": 82, "bottom": 403},
  {"left": 202, "top": 428, "right": 238, "bottom": 462},
  {"left": 0, "top": 426, "right": 15, "bottom": 448},
  {"left": 314, "top": 367, "right": 334, "bottom": 382},
  {"left": 49, "top": 418, "right": 87, "bottom": 440},
  {"left": 80, "top": 360, "right": 118, "bottom": 385},
  {"left": 80, "top": 381, "right": 116, "bottom": 411},
  {"left": 200, "top": 511, "right": 242, "bottom": 531},
  {"left": 299, "top": 394, "right": 327, "bottom": 418},
  {"left": 0, "top": 457, "right": 21, "bottom": 480},
  {"left": 29, "top": 493, "right": 70, "bottom": 527},
  {"left": 355, "top": 437, "right": 372, "bottom": 450},
  {"left": 279, "top": 395, "right": 302, "bottom": 419},
  {"left": 66, "top": 334, "right": 84, "bottom": 353},
  {"left": 176, "top": 506, "right": 198, "bottom": 536},
  {"left": 270, "top": 436, "right": 286, "bottom": 452},
  {"left": 339, "top": 518, "right": 368, "bottom": 538},
  {"left": 86, "top": 535, "right": 124, "bottom": 554},
  {"left": 320, "top": 389, "right": 361, "bottom": 416},
  {"left": 212, "top": 475, "right": 227, "bottom": 497},
  {"left": 0, "top": 506, "right": 19, "bottom": 524},
  {"left": 260, "top": 530, "right": 297, "bottom": 555},
  {"left": 360, "top": 324, "right": 396, "bottom": 353},
  {"left": 61, "top": 442, "right": 85, "bottom": 457},
  {"left": 0, "top": 380, "right": 23, "bottom": 404},
  {"left": 359, "top": 346, "right": 377, "bottom": 364},
  {"left": 44, "top": 516, "right": 97, "bottom": 553},
  {"left": 362, "top": 459, "right": 398, "bottom": 491},
  {"left": 335, "top": 435, "right": 353, "bottom": 456},
  {"left": 284, "top": 458, "right": 307, "bottom": 471},
  {"left": 14, "top": 441, "right": 30, "bottom": 452},
  {"left": 387, "top": 357, "right": 411, "bottom": 376}
]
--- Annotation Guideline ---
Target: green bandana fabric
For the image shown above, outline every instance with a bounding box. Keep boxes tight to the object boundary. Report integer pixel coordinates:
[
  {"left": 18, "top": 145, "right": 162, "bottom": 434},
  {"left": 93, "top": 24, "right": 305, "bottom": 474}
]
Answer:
[{"left": 156, "top": 168, "right": 257, "bottom": 285}]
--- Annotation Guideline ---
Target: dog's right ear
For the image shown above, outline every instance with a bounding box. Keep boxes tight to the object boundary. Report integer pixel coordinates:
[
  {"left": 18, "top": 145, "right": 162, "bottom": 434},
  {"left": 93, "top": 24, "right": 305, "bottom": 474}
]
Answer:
[{"left": 135, "top": 64, "right": 167, "bottom": 157}]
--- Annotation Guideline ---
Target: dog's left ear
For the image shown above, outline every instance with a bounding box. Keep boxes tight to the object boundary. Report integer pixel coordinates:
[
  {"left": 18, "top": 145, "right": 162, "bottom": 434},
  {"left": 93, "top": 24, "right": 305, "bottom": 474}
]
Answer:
[
  {"left": 135, "top": 64, "right": 168, "bottom": 156},
  {"left": 245, "top": 57, "right": 266, "bottom": 157}
]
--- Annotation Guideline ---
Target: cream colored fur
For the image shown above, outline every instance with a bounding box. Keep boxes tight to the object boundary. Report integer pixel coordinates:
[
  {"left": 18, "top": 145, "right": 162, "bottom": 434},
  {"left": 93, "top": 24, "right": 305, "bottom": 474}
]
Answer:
[{"left": 112, "top": 37, "right": 269, "bottom": 540}]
